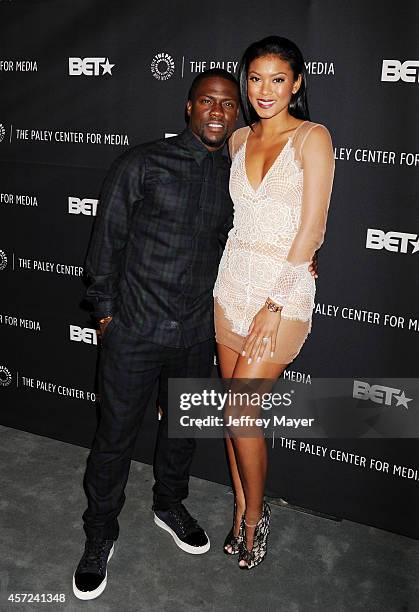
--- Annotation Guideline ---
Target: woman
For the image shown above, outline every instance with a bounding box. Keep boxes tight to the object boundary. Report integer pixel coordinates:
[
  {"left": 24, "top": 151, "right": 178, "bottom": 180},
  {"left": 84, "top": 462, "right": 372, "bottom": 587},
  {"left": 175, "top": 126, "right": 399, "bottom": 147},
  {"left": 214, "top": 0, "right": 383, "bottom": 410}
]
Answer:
[{"left": 213, "top": 36, "right": 335, "bottom": 569}]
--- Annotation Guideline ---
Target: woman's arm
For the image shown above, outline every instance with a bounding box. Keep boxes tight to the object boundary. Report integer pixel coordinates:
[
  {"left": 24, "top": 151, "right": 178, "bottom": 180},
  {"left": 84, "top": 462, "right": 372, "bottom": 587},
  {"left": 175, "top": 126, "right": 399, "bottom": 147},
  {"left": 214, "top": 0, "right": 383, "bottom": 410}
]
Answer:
[{"left": 270, "top": 124, "right": 335, "bottom": 307}]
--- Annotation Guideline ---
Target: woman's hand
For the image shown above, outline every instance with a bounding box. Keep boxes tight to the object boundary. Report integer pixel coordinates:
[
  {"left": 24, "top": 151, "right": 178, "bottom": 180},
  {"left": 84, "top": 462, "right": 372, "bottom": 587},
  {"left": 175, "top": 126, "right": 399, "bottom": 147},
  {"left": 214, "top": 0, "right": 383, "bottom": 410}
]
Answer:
[
  {"left": 242, "top": 305, "right": 281, "bottom": 363},
  {"left": 308, "top": 251, "right": 318, "bottom": 278}
]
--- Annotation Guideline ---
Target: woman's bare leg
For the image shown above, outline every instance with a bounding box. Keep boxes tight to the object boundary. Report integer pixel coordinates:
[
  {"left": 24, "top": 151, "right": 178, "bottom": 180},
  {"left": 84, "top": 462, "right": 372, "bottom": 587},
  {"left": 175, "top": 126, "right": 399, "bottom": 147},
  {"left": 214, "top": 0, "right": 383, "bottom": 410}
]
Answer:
[
  {"left": 228, "top": 357, "right": 288, "bottom": 567},
  {"left": 217, "top": 343, "right": 246, "bottom": 552}
]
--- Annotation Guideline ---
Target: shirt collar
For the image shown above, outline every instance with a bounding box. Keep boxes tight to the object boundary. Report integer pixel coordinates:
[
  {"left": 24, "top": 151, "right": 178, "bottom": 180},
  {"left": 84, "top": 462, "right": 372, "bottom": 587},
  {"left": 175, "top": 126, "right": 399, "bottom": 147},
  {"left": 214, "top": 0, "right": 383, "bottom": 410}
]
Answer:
[{"left": 179, "top": 127, "right": 225, "bottom": 165}]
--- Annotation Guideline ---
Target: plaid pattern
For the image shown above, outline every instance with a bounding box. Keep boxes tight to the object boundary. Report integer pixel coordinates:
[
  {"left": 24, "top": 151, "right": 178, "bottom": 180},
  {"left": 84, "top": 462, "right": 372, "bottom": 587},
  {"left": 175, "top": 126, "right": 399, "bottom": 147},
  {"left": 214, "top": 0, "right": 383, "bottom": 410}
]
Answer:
[
  {"left": 82, "top": 323, "right": 214, "bottom": 541},
  {"left": 85, "top": 128, "right": 233, "bottom": 347}
]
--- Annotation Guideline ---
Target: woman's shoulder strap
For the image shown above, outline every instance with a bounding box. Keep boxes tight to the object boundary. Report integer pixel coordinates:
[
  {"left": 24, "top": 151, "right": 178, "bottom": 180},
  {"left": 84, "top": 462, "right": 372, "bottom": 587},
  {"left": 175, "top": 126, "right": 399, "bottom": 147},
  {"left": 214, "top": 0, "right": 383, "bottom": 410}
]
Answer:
[
  {"left": 292, "top": 121, "right": 330, "bottom": 161},
  {"left": 228, "top": 126, "right": 251, "bottom": 159}
]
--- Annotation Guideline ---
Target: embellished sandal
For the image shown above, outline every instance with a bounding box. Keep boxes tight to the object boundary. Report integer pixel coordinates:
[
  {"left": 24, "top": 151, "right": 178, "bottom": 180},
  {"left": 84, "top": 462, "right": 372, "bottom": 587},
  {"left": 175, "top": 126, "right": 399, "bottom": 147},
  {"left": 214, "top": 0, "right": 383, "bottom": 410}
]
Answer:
[
  {"left": 238, "top": 501, "right": 271, "bottom": 569},
  {"left": 223, "top": 502, "right": 244, "bottom": 555}
]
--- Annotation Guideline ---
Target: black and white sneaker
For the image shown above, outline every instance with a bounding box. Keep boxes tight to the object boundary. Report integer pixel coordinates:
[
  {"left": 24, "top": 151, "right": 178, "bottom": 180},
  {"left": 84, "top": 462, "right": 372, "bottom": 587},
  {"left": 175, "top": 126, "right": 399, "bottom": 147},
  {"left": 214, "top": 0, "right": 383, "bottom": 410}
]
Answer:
[
  {"left": 154, "top": 504, "right": 210, "bottom": 554},
  {"left": 72, "top": 539, "right": 114, "bottom": 600}
]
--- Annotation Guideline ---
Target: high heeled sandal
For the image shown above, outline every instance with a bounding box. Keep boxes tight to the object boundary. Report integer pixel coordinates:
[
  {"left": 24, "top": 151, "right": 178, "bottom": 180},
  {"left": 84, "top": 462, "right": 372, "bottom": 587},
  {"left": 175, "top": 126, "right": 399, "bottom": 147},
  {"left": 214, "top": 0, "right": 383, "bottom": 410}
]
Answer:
[
  {"left": 238, "top": 501, "right": 271, "bottom": 570},
  {"left": 223, "top": 503, "right": 244, "bottom": 555}
]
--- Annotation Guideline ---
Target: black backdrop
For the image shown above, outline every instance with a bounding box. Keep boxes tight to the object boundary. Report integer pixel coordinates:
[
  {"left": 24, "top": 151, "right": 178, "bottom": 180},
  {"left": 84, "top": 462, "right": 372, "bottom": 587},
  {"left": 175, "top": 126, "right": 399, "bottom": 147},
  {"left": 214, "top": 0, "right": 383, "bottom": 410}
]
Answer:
[{"left": 1, "top": 0, "right": 418, "bottom": 538}]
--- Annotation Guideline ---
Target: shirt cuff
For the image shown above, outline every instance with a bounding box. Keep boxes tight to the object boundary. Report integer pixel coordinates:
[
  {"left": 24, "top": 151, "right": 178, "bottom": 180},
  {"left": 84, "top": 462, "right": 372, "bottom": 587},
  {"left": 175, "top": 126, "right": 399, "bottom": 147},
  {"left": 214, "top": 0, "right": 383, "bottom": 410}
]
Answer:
[{"left": 92, "top": 299, "right": 114, "bottom": 321}]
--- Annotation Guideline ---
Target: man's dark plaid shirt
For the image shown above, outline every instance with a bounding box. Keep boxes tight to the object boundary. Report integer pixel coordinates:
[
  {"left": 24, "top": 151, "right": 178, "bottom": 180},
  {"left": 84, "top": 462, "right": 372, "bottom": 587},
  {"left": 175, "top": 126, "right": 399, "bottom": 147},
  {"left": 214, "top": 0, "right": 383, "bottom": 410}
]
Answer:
[{"left": 85, "top": 128, "right": 233, "bottom": 348}]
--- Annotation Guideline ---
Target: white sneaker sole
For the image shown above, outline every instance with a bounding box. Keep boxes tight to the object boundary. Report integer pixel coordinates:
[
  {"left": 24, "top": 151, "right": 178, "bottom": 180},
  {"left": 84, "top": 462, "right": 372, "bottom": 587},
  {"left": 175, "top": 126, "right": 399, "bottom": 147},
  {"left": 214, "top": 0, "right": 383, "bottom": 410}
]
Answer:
[
  {"left": 72, "top": 543, "right": 114, "bottom": 600},
  {"left": 154, "top": 514, "right": 210, "bottom": 554}
]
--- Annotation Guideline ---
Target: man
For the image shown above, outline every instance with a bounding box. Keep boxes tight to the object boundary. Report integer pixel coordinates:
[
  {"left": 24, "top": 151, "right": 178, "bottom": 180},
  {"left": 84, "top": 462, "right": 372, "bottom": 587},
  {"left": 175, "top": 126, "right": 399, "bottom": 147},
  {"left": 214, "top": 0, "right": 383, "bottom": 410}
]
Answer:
[{"left": 73, "top": 69, "right": 240, "bottom": 600}]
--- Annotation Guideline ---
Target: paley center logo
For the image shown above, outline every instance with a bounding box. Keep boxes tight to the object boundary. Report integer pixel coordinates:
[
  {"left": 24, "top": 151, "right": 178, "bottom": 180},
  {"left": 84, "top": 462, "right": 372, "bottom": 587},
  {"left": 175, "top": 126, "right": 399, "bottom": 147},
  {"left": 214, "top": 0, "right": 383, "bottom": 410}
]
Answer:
[
  {"left": 0, "top": 249, "right": 8, "bottom": 270},
  {"left": 353, "top": 380, "right": 412, "bottom": 409},
  {"left": 150, "top": 52, "right": 175, "bottom": 80},
  {"left": 68, "top": 196, "right": 98, "bottom": 216},
  {"left": 0, "top": 365, "right": 12, "bottom": 387},
  {"left": 381, "top": 59, "right": 419, "bottom": 82},
  {"left": 69, "top": 325, "right": 98, "bottom": 345},
  {"left": 366, "top": 228, "right": 419, "bottom": 254},
  {"left": 69, "top": 57, "right": 115, "bottom": 76}
]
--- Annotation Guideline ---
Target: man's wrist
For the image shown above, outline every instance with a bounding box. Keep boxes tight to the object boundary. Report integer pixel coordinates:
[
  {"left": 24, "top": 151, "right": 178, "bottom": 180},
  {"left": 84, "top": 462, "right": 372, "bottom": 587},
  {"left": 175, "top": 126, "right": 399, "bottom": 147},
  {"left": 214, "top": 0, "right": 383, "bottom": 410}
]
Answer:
[{"left": 98, "top": 315, "right": 113, "bottom": 324}]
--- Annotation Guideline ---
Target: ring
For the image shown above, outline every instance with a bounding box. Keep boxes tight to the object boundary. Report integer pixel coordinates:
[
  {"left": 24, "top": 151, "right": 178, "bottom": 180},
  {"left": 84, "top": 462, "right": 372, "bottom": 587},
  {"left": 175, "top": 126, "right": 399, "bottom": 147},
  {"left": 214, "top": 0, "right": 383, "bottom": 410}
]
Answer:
[{"left": 262, "top": 337, "right": 270, "bottom": 343}]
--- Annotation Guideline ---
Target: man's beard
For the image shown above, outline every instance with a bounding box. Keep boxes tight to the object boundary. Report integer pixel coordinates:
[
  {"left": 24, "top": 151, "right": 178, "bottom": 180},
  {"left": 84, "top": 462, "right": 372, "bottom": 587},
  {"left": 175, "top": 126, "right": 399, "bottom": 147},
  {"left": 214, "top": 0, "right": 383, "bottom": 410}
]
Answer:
[{"left": 198, "top": 126, "right": 228, "bottom": 149}]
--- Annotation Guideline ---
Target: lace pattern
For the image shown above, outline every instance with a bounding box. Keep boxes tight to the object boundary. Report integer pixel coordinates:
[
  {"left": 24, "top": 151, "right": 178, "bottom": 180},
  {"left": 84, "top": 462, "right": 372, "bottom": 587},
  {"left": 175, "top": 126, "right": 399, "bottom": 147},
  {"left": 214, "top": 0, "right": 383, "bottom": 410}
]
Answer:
[
  {"left": 238, "top": 501, "right": 271, "bottom": 569},
  {"left": 213, "top": 123, "right": 318, "bottom": 336}
]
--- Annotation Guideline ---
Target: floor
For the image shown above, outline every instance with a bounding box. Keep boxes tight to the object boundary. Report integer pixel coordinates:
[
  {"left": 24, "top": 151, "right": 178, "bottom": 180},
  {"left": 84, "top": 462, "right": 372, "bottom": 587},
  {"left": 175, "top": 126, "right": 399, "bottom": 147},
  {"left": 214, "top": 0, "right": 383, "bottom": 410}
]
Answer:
[{"left": 0, "top": 425, "right": 417, "bottom": 612}]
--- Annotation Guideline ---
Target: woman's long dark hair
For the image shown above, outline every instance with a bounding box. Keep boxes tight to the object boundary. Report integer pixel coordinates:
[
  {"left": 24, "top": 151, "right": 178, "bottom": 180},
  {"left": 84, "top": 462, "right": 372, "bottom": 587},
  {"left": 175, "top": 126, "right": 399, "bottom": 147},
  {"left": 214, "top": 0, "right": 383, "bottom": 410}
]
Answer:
[{"left": 238, "top": 35, "right": 310, "bottom": 125}]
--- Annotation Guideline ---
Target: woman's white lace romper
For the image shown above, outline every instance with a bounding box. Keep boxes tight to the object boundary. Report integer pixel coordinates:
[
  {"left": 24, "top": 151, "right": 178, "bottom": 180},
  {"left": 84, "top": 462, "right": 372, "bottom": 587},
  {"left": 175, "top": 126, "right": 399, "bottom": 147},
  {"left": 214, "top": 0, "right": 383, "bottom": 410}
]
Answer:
[{"left": 213, "top": 121, "right": 334, "bottom": 364}]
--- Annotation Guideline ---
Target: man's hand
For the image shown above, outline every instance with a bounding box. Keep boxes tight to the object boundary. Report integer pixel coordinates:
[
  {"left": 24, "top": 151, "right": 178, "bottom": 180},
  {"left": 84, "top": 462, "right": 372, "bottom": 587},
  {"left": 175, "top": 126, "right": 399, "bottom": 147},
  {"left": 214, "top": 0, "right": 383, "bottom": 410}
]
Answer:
[
  {"left": 308, "top": 251, "right": 319, "bottom": 278},
  {"left": 99, "top": 316, "right": 113, "bottom": 340}
]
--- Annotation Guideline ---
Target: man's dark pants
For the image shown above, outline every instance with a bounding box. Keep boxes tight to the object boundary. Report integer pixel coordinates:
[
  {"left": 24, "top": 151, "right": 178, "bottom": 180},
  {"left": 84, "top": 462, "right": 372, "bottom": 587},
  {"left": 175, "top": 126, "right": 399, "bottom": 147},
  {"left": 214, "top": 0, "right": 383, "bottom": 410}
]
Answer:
[{"left": 82, "top": 317, "right": 214, "bottom": 541}]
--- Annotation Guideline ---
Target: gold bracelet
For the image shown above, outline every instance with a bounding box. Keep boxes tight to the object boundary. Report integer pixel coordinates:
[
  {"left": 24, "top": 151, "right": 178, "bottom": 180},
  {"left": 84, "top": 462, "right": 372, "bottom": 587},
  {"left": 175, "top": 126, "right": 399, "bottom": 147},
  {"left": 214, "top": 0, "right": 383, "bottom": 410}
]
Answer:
[{"left": 265, "top": 298, "right": 282, "bottom": 313}]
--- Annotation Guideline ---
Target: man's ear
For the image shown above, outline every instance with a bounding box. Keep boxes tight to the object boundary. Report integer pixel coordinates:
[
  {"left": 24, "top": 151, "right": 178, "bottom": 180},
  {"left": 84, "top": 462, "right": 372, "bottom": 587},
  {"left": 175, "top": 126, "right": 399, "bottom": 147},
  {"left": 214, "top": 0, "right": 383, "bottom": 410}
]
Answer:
[{"left": 186, "top": 100, "right": 192, "bottom": 117}]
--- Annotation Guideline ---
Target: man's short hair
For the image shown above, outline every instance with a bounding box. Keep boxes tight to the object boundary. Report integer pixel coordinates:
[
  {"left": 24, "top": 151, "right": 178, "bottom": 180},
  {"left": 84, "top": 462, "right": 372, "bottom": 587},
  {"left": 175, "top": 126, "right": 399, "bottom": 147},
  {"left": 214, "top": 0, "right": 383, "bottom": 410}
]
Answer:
[{"left": 187, "top": 68, "right": 239, "bottom": 101}]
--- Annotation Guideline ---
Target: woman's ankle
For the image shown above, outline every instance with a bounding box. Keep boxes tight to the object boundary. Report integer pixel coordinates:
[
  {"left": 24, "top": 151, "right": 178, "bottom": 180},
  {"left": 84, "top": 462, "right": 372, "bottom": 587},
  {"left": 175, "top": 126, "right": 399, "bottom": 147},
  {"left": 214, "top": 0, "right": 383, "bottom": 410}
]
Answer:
[{"left": 244, "top": 506, "right": 263, "bottom": 527}]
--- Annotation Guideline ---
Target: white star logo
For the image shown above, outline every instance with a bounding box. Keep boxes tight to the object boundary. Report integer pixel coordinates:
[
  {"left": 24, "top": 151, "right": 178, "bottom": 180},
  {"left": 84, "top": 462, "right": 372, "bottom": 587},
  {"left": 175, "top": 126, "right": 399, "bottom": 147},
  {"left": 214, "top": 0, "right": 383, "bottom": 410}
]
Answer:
[
  {"left": 409, "top": 238, "right": 419, "bottom": 254},
  {"left": 395, "top": 391, "right": 413, "bottom": 409},
  {"left": 101, "top": 58, "right": 115, "bottom": 75}
]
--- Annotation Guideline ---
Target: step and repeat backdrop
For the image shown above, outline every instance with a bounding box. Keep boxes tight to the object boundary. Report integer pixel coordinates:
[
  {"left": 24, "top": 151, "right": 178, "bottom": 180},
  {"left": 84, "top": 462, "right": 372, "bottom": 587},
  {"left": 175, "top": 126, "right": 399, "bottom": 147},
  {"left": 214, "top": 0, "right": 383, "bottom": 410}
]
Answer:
[{"left": 0, "top": 1, "right": 418, "bottom": 537}]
